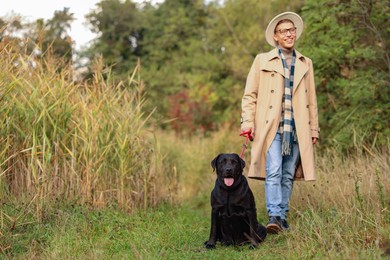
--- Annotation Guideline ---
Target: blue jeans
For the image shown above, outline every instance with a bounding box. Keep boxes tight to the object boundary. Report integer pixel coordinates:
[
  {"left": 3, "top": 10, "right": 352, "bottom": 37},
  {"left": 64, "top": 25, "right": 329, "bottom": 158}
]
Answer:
[{"left": 265, "top": 132, "right": 300, "bottom": 220}]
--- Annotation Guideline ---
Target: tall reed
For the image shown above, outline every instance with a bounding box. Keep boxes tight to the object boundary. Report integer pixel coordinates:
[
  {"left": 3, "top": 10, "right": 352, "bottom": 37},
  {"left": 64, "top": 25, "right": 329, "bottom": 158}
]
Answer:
[{"left": 0, "top": 43, "right": 175, "bottom": 217}]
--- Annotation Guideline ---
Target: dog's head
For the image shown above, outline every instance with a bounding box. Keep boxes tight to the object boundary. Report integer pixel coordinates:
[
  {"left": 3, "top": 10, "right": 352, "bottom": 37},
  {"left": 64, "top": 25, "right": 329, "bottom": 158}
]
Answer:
[{"left": 211, "top": 153, "right": 245, "bottom": 188}]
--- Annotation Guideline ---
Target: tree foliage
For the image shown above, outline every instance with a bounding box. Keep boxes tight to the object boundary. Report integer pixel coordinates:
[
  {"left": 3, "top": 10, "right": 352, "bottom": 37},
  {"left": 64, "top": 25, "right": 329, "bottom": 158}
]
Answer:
[
  {"left": 84, "top": 0, "right": 142, "bottom": 77},
  {"left": 41, "top": 8, "right": 75, "bottom": 62},
  {"left": 0, "top": 8, "right": 74, "bottom": 64},
  {"left": 139, "top": 0, "right": 214, "bottom": 127},
  {"left": 1, "top": 0, "right": 389, "bottom": 150},
  {"left": 300, "top": 0, "right": 390, "bottom": 150},
  {"left": 81, "top": 0, "right": 390, "bottom": 149}
]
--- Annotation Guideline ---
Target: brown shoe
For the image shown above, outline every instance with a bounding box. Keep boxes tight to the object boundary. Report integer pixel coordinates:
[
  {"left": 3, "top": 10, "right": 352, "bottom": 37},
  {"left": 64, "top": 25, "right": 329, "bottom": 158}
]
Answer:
[{"left": 266, "top": 216, "right": 282, "bottom": 234}]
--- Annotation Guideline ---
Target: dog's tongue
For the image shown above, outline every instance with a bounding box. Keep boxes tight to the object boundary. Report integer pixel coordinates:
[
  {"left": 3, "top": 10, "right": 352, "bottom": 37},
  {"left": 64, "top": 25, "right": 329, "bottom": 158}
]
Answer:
[{"left": 224, "top": 178, "right": 234, "bottom": 187}]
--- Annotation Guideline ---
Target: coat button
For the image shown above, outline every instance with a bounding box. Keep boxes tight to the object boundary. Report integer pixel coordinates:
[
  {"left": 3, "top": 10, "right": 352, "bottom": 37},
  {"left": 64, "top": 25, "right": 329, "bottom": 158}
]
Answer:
[
  {"left": 271, "top": 90, "right": 274, "bottom": 93},
  {"left": 306, "top": 105, "right": 309, "bottom": 108},
  {"left": 269, "top": 105, "right": 273, "bottom": 109},
  {"left": 271, "top": 73, "right": 275, "bottom": 77},
  {"left": 266, "top": 120, "right": 269, "bottom": 124},
  {"left": 305, "top": 89, "right": 308, "bottom": 92},
  {"left": 308, "top": 121, "right": 311, "bottom": 125}
]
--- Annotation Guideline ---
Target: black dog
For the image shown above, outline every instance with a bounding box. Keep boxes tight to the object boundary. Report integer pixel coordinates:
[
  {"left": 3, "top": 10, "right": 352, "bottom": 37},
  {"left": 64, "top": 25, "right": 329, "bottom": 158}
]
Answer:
[{"left": 204, "top": 153, "right": 267, "bottom": 249}]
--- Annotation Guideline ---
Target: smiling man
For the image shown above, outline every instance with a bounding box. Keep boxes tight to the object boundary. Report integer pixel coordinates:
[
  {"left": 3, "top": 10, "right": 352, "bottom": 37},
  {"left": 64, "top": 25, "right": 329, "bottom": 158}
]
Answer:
[{"left": 240, "top": 12, "right": 320, "bottom": 234}]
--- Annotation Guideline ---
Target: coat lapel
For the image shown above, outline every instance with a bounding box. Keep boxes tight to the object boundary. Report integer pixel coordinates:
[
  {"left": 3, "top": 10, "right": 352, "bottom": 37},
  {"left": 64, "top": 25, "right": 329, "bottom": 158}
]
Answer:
[
  {"left": 265, "top": 48, "right": 285, "bottom": 77},
  {"left": 293, "top": 50, "right": 309, "bottom": 94}
]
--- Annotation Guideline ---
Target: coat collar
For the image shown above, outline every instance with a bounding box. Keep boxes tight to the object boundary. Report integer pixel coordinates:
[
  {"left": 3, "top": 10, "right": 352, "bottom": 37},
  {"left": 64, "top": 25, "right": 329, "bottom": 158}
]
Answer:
[{"left": 265, "top": 48, "right": 309, "bottom": 93}]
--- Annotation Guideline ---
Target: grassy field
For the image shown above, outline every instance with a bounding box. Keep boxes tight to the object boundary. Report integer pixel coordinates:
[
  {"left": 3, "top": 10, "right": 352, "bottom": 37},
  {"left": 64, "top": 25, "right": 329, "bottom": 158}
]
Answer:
[
  {"left": 1, "top": 195, "right": 388, "bottom": 259},
  {"left": 2, "top": 130, "right": 389, "bottom": 259}
]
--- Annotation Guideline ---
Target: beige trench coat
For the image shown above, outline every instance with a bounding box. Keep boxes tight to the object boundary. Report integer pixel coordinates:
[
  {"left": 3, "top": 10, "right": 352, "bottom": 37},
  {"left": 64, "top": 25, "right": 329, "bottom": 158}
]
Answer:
[{"left": 241, "top": 48, "right": 319, "bottom": 181}]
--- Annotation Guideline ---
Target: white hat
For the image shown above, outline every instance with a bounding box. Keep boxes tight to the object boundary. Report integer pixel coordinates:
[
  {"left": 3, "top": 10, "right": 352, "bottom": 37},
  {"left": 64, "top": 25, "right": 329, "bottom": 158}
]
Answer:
[{"left": 265, "top": 12, "right": 304, "bottom": 47}]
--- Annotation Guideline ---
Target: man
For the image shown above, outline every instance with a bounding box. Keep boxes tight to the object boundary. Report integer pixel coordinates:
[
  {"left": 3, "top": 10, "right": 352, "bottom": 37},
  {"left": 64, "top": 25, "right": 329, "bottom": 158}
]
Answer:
[{"left": 240, "top": 12, "right": 319, "bottom": 233}]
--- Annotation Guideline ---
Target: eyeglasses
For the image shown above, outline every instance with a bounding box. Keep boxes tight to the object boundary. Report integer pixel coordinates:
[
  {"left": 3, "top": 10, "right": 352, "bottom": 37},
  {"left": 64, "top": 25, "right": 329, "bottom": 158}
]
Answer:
[{"left": 275, "top": 27, "right": 297, "bottom": 36}]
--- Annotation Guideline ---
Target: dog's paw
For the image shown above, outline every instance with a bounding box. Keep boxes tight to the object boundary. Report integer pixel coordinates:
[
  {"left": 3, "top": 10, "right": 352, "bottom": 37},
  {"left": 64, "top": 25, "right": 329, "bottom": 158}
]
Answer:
[
  {"left": 204, "top": 241, "right": 216, "bottom": 249},
  {"left": 221, "top": 240, "right": 232, "bottom": 247}
]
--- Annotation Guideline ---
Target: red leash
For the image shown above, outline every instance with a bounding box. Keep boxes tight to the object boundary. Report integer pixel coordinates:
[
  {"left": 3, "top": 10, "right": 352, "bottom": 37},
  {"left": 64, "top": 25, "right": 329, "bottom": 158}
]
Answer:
[{"left": 239, "top": 130, "right": 253, "bottom": 158}]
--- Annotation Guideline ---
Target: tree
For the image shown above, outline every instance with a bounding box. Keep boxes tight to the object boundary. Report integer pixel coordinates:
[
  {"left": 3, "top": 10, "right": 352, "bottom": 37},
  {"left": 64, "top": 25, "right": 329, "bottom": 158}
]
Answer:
[
  {"left": 84, "top": 0, "right": 142, "bottom": 78},
  {"left": 31, "top": 8, "right": 75, "bottom": 63},
  {"left": 300, "top": 0, "right": 390, "bottom": 150},
  {"left": 0, "top": 16, "right": 25, "bottom": 53},
  {"left": 0, "top": 10, "right": 74, "bottom": 70},
  {"left": 139, "top": 0, "right": 216, "bottom": 130}
]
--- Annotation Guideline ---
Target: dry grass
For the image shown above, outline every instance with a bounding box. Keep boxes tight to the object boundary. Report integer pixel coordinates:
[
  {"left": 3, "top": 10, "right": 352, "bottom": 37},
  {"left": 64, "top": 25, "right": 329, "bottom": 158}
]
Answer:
[
  {"left": 0, "top": 43, "right": 175, "bottom": 217},
  {"left": 287, "top": 145, "right": 390, "bottom": 257},
  {"left": 158, "top": 129, "right": 390, "bottom": 257}
]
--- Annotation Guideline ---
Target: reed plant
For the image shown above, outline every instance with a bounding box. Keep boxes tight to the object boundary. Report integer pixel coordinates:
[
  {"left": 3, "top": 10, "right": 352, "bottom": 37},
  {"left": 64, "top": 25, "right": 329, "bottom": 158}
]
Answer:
[{"left": 0, "top": 43, "right": 175, "bottom": 218}]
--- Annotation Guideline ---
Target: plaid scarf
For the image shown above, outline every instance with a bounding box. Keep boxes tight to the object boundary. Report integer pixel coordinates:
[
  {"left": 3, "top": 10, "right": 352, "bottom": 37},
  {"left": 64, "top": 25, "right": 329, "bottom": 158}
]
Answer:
[{"left": 278, "top": 48, "right": 296, "bottom": 156}]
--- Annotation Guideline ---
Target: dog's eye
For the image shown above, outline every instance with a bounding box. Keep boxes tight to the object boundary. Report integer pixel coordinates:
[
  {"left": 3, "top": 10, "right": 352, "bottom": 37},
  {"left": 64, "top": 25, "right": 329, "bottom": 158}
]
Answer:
[{"left": 220, "top": 158, "right": 228, "bottom": 164}]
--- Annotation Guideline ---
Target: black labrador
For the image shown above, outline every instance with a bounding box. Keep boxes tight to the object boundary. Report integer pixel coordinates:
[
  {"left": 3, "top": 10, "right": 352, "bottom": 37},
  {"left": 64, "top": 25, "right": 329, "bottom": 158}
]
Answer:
[{"left": 204, "top": 153, "right": 267, "bottom": 249}]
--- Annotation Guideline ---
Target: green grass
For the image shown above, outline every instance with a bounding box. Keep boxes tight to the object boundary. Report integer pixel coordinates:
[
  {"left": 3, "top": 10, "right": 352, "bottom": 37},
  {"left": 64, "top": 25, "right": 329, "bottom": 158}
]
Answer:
[
  {"left": 1, "top": 195, "right": 388, "bottom": 259},
  {"left": 4, "top": 129, "right": 389, "bottom": 259}
]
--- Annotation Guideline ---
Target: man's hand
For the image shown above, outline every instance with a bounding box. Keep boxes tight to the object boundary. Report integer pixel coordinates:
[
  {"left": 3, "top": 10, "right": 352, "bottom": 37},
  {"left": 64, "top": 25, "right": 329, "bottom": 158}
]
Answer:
[
  {"left": 312, "top": 137, "right": 318, "bottom": 144},
  {"left": 240, "top": 128, "right": 254, "bottom": 141}
]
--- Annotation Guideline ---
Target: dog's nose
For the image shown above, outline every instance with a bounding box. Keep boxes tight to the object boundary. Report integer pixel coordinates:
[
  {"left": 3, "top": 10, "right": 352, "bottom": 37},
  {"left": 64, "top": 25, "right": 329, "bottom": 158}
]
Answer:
[{"left": 226, "top": 168, "right": 232, "bottom": 173}]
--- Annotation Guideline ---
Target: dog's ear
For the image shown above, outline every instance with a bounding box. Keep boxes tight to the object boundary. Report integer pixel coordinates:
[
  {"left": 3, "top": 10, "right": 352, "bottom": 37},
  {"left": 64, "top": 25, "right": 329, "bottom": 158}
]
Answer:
[
  {"left": 211, "top": 154, "right": 222, "bottom": 172},
  {"left": 237, "top": 154, "right": 245, "bottom": 170},
  {"left": 240, "top": 157, "right": 246, "bottom": 170}
]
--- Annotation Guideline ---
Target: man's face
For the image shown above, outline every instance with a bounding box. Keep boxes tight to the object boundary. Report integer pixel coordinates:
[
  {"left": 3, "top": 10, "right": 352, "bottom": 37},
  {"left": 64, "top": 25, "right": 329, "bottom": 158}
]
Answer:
[{"left": 273, "top": 22, "right": 296, "bottom": 49}]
